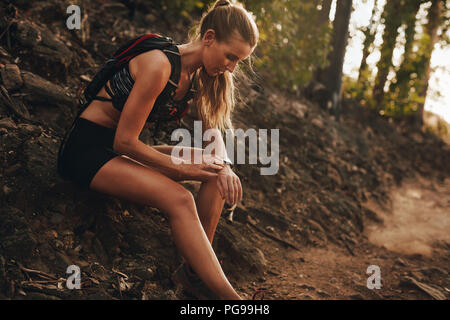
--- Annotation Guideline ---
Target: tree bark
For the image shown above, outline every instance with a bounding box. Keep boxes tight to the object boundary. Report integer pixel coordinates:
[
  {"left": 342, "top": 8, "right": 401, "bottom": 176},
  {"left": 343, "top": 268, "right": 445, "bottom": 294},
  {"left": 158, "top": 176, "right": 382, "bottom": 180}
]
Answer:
[
  {"left": 415, "top": 0, "right": 442, "bottom": 129},
  {"left": 318, "top": 0, "right": 333, "bottom": 25},
  {"left": 388, "top": 0, "right": 422, "bottom": 113},
  {"left": 322, "top": 0, "right": 353, "bottom": 118},
  {"left": 372, "top": 0, "right": 404, "bottom": 108},
  {"left": 358, "top": 0, "right": 378, "bottom": 83}
]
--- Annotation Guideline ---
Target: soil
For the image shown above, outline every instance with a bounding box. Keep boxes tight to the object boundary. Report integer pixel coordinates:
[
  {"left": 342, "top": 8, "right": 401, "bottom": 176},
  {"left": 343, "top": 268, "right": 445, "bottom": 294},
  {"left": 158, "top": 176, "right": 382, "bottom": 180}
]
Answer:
[{"left": 237, "top": 174, "right": 450, "bottom": 300}]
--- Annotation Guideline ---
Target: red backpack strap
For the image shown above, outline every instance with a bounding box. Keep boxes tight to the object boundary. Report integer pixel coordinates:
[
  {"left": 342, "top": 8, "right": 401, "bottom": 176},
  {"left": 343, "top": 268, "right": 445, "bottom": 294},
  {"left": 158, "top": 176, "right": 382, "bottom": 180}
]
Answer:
[
  {"left": 114, "top": 33, "right": 162, "bottom": 66},
  {"left": 115, "top": 33, "right": 161, "bottom": 58}
]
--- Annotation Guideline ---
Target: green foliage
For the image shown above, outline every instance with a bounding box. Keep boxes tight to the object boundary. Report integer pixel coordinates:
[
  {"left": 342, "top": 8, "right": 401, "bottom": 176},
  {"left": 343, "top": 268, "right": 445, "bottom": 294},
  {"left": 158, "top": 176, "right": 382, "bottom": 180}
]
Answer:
[
  {"left": 343, "top": 74, "right": 378, "bottom": 111},
  {"left": 163, "top": 0, "right": 332, "bottom": 94},
  {"left": 155, "top": 0, "right": 208, "bottom": 19},
  {"left": 348, "top": 0, "right": 447, "bottom": 123},
  {"left": 244, "top": 0, "right": 332, "bottom": 93}
]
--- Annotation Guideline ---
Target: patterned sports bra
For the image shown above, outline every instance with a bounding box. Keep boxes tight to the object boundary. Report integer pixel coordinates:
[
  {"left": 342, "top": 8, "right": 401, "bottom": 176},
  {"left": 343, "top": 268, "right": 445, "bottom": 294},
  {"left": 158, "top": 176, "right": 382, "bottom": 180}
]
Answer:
[{"left": 91, "top": 45, "right": 196, "bottom": 128}]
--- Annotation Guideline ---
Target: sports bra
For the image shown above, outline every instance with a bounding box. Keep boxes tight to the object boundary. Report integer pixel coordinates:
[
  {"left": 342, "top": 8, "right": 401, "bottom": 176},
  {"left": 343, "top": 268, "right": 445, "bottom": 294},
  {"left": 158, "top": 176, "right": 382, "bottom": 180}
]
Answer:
[{"left": 91, "top": 46, "right": 196, "bottom": 126}]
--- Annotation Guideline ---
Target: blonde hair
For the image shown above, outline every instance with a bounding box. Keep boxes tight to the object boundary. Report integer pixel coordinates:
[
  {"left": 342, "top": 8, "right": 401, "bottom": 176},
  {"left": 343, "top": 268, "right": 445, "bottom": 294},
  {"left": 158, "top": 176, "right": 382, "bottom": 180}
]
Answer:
[{"left": 189, "top": 0, "right": 259, "bottom": 133}]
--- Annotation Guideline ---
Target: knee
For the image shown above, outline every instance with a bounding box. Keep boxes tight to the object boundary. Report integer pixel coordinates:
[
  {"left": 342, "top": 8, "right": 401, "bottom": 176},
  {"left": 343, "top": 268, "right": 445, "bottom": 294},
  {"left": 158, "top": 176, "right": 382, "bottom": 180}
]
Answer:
[
  {"left": 166, "top": 188, "right": 197, "bottom": 218},
  {"left": 174, "top": 188, "right": 196, "bottom": 208}
]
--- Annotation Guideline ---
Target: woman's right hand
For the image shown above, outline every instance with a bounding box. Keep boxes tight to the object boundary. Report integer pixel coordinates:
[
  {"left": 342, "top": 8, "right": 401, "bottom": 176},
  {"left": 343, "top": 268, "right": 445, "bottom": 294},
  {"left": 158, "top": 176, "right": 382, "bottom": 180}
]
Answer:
[{"left": 178, "top": 155, "right": 225, "bottom": 182}]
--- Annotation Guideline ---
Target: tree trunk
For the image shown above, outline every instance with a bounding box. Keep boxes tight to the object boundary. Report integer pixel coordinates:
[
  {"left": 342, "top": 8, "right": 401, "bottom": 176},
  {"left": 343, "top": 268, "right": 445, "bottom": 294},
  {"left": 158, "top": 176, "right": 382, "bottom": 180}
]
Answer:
[
  {"left": 318, "top": 0, "right": 333, "bottom": 25},
  {"left": 372, "top": 0, "right": 404, "bottom": 108},
  {"left": 358, "top": 0, "right": 378, "bottom": 83},
  {"left": 388, "top": 0, "right": 422, "bottom": 112},
  {"left": 323, "top": 0, "right": 353, "bottom": 118},
  {"left": 305, "top": 0, "right": 334, "bottom": 101},
  {"left": 310, "top": 0, "right": 333, "bottom": 83},
  {"left": 415, "top": 0, "right": 442, "bottom": 129}
]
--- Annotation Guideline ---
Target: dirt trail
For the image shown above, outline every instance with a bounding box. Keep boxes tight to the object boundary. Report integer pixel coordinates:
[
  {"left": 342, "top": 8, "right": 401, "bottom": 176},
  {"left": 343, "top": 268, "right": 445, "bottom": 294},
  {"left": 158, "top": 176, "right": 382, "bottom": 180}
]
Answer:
[
  {"left": 237, "top": 174, "right": 450, "bottom": 300},
  {"left": 366, "top": 175, "right": 450, "bottom": 257}
]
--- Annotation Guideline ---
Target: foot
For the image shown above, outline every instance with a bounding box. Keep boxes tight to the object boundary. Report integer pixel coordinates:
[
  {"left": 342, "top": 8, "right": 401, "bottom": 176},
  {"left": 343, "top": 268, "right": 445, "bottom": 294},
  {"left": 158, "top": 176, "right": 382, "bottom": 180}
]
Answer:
[{"left": 171, "top": 263, "right": 218, "bottom": 300}]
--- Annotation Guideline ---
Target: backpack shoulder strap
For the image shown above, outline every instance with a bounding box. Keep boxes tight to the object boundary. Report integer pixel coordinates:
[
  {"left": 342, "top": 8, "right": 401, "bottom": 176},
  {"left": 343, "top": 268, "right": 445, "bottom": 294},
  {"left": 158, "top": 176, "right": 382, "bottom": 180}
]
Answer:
[
  {"left": 161, "top": 45, "right": 182, "bottom": 93},
  {"left": 78, "top": 34, "right": 179, "bottom": 115}
]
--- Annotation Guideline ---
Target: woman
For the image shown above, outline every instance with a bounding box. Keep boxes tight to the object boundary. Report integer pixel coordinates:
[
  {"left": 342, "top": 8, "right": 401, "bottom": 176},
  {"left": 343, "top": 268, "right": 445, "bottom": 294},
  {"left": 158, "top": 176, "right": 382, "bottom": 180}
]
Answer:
[{"left": 57, "top": 0, "right": 258, "bottom": 300}]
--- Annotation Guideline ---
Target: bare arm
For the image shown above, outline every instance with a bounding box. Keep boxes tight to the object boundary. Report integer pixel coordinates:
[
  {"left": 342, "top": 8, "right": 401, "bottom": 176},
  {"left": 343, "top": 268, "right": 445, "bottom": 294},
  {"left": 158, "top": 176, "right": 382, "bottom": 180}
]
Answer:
[
  {"left": 112, "top": 51, "right": 186, "bottom": 177},
  {"left": 113, "top": 51, "right": 223, "bottom": 180},
  {"left": 202, "top": 123, "right": 232, "bottom": 166},
  {"left": 201, "top": 121, "right": 242, "bottom": 205}
]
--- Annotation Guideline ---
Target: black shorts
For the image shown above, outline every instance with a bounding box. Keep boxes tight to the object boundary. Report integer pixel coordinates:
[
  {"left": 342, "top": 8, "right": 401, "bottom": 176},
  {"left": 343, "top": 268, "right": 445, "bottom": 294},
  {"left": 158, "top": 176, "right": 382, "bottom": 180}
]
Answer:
[{"left": 57, "top": 117, "right": 120, "bottom": 189}]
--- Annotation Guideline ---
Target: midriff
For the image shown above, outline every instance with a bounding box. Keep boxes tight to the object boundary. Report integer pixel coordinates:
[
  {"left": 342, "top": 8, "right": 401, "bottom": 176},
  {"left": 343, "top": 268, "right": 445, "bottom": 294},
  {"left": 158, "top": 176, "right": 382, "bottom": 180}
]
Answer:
[
  {"left": 78, "top": 81, "right": 149, "bottom": 129},
  {"left": 79, "top": 55, "right": 152, "bottom": 129}
]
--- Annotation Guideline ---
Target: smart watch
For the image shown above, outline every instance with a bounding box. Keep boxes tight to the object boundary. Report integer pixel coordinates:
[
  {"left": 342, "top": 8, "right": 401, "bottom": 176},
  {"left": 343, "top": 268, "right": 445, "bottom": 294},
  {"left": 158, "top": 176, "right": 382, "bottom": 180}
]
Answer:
[{"left": 223, "top": 158, "right": 233, "bottom": 167}]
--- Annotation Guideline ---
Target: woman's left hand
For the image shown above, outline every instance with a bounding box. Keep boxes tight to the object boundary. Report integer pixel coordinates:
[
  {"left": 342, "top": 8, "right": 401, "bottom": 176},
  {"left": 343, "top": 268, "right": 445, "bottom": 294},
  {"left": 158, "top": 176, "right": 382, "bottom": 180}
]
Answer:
[{"left": 216, "top": 165, "right": 242, "bottom": 205}]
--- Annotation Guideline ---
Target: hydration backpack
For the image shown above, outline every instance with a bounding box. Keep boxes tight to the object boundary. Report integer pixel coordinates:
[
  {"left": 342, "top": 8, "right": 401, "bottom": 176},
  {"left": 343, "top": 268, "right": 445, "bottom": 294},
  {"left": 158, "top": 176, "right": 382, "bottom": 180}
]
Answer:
[
  {"left": 78, "top": 33, "right": 179, "bottom": 118},
  {"left": 57, "top": 34, "right": 185, "bottom": 180}
]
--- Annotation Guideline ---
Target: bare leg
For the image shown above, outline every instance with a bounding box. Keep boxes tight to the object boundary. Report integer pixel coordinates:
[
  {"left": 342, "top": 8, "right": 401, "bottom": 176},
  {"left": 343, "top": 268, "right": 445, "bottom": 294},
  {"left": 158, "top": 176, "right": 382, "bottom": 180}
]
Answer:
[
  {"left": 89, "top": 156, "right": 241, "bottom": 300},
  {"left": 196, "top": 178, "right": 225, "bottom": 244},
  {"left": 152, "top": 145, "right": 226, "bottom": 243}
]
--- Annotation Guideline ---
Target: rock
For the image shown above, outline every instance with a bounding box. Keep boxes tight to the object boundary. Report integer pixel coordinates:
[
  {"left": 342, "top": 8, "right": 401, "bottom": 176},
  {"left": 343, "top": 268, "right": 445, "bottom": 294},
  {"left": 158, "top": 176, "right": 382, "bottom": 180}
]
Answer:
[
  {"left": 13, "top": 21, "right": 73, "bottom": 68},
  {"left": 215, "top": 221, "right": 267, "bottom": 279},
  {"left": 290, "top": 101, "right": 308, "bottom": 119},
  {"left": 0, "top": 64, "right": 23, "bottom": 91},
  {"left": 255, "top": 248, "right": 267, "bottom": 267},
  {"left": 53, "top": 239, "right": 64, "bottom": 250},
  {"left": 0, "top": 46, "right": 9, "bottom": 58},
  {"left": 21, "top": 71, "right": 75, "bottom": 106},
  {"left": 399, "top": 276, "right": 447, "bottom": 300},
  {"left": 312, "top": 118, "right": 324, "bottom": 129},
  {"left": 267, "top": 269, "right": 280, "bottom": 276},
  {"left": 394, "top": 258, "right": 408, "bottom": 267},
  {"left": 17, "top": 123, "right": 42, "bottom": 136},
  {"left": 0, "top": 117, "right": 17, "bottom": 130},
  {"left": 0, "top": 85, "right": 31, "bottom": 119},
  {"left": 349, "top": 293, "right": 364, "bottom": 300},
  {"left": 417, "top": 267, "right": 448, "bottom": 277},
  {"left": 317, "top": 290, "right": 331, "bottom": 297},
  {"left": 43, "top": 230, "right": 58, "bottom": 240},
  {"left": 298, "top": 283, "right": 315, "bottom": 291},
  {"left": 133, "top": 268, "right": 155, "bottom": 281}
]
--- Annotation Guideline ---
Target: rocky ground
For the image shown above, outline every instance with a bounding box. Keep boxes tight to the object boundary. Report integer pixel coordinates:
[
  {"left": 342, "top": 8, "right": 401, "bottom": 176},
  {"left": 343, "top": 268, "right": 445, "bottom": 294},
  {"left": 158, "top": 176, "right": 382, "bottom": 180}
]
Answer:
[{"left": 0, "top": 0, "right": 449, "bottom": 300}]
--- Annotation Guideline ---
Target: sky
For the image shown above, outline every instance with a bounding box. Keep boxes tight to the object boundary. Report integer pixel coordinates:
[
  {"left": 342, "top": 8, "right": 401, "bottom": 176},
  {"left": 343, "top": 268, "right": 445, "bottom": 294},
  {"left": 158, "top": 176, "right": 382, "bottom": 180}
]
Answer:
[{"left": 332, "top": 0, "right": 450, "bottom": 123}]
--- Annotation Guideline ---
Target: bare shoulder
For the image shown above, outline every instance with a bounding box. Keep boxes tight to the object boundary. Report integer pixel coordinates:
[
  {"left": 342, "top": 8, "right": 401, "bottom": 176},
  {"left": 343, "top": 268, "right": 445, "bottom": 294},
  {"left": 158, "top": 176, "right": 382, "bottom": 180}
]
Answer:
[{"left": 129, "top": 49, "right": 171, "bottom": 82}]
